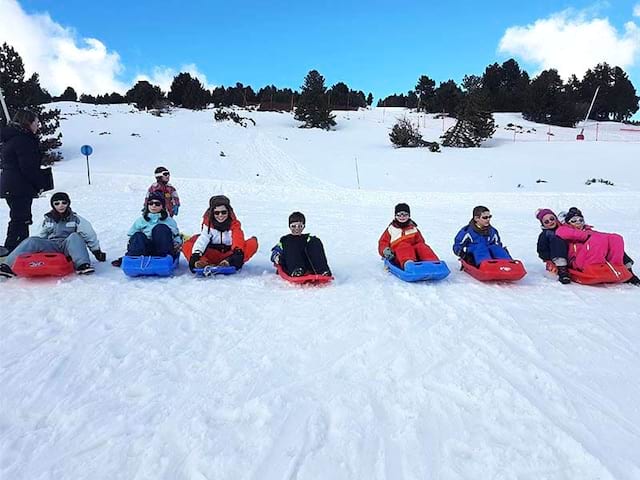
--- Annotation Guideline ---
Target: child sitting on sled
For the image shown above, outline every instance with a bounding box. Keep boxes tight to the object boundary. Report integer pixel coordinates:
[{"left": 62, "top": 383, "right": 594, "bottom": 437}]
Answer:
[
  {"left": 378, "top": 203, "right": 439, "bottom": 269},
  {"left": 0, "top": 192, "right": 106, "bottom": 278},
  {"left": 453, "top": 205, "right": 511, "bottom": 266},
  {"left": 535, "top": 208, "right": 571, "bottom": 284},
  {"left": 184, "top": 195, "right": 258, "bottom": 272},
  {"left": 125, "top": 191, "right": 182, "bottom": 259},
  {"left": 271, "top": 212, "right": 332, "bottom": 277},
  {"left": 556, "top": 207, "right": 639, "bottom": 285}
]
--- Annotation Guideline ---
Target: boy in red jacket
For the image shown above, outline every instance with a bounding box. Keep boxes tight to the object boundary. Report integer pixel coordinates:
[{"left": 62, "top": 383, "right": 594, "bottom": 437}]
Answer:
[{"left": 378, "top": 203, "right": 438, "bottom": 269}]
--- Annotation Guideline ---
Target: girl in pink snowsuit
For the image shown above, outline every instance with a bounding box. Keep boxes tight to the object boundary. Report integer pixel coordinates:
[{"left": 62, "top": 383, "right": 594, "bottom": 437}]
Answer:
[{"left": 556, "top": 207, "right": 625, "bottom": 270}]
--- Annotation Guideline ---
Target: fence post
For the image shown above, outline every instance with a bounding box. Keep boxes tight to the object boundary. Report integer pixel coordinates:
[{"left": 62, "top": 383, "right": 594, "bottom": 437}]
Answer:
[{"left": 596, "top": 123, "right": 599, "bottom": 142}]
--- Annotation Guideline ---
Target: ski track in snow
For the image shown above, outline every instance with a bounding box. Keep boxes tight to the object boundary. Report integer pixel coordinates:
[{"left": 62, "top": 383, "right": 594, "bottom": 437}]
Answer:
[{"left": 1, "top": 104, "right": 640, "bottom": 479}]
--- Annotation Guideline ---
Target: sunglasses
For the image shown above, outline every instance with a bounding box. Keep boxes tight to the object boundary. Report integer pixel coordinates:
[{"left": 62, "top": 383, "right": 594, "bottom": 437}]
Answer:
[
  {"left": 157, "top": 171, "right": 170, "bottom": 176},
  {"left": 568, "top": 216, "right": 584, "bottom": 224},
  {"left": 480, "top": 215, "right": 492, "bottom": 220},
  {"left": 290, "top": 223, "right": 305, "bottom": 229},
  {"left": 52, "top": 200, "right": 68, "bottom": 206},
  {"left": 542, "top": 216, "right": 556, "bottom": 225},
  {"left": 395, "top": 212, "right": 410, "bottom": 217},
  {"left": 213, "top": 210, "right": 228, "bottom": 216},
  {"left": 147, "top": 201, "right": 163, "bottom": 207}
]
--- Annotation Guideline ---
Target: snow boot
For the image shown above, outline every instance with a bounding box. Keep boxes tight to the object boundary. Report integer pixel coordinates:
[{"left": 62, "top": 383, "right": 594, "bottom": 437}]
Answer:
[
  {"left": 111, "top": 257, "right": 123, "bottom": 267},
  {"left": 76, "top": 263, "right": 95, "bottom": 275},
  {"left": 0, "top": 263, "right": 16, "bottom": 279},
  {"left": 557, "top": 266, "right": 571, "bottom": 284},
  {"left": 291, "top": 267, "right": 305, "bottom": 277},
  {"left": 626, "top": 269, "right": 640, "bottom": 286},
  {"left": 194, "top": 258, "right": 211, "bottom": 269}
]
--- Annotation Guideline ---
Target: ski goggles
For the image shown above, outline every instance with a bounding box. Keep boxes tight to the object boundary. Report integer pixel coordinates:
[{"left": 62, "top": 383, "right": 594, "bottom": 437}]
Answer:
[
  {"left": 289, "top": 222, "right": 305, "bottom": 230},
  {"left": 156, "top": 171, "right": 170, "bottom": 176},
  {"left": 568, "top": 216, "right": 584, "bottom": 224},
  {"left": 395, "top": 212, "right": 410, "bottom": 217}
]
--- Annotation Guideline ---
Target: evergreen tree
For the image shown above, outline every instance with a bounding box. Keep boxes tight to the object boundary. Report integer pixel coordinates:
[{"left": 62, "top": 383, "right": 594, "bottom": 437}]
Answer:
[
  {"left": 415, "top": 75, "right": 436, "bottom": 112},
  {"left": 0, "top": 43, "right": 62, "bottom": 163},
  {"left": 58, "top": 86, "right": 77, "bottom": 101},
  {"left": 294, "top": 70, "right": 336, "bottom": 129},
  {"left": 575, "top": 63, "right": 638, "bottom": 121},
  {"left": 433, "top": 80, "right": 463, "bottom": 114},
  {"left": 522, "top": 69, "right": 581, "bottom": 127},
  {"left": 79, "top": 93, "right": 97, "bottom": 104},
  {"left": 441, "top": 95, "right": 495, "bottom": 148},
  {"left": 125, "top": 80, "right": 164, "bottom": 110},
  {"left": 168, "top": 72, "right": 210, "bottom": 109},
  {"left": 481, "top": 59, "right": 529, "bottom": 112},
  {"left": 366, "top": 92, "right": 374, "bottom": 106}
]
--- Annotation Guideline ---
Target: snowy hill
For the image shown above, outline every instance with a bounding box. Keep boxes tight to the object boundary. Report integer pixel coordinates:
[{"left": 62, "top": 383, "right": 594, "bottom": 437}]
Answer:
[{"left": 1, "top": 103, "right": 639, "bottom": 479}]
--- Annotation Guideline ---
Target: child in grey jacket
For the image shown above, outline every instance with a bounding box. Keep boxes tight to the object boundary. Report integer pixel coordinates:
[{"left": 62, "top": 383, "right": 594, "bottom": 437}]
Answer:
[{"left": 0, "top": 192, "right": 106, "bottom": 278}]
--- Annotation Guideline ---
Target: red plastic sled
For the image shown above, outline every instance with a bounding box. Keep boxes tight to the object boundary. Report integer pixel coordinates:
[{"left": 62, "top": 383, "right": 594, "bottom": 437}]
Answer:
[
  {"left": 460, "top": 258, "right": 527, "bottom": 282},
  {"left": 275, "top": 265, "right": 333, "bottom": 285},
  {"left": 12, "top": 252, "right": 74, "bottom": 277},
  {"left": 569, "top": 263, "right": 632, "bottom": 285}
]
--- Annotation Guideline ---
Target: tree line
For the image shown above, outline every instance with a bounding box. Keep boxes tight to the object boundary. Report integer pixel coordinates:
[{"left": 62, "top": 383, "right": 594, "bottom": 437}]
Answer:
[{"left": 379, "top": 58, "right": 638, "bottom": 126}]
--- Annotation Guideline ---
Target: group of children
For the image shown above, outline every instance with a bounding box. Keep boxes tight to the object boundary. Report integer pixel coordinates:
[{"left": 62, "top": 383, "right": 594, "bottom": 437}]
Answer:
[{"left": 1, "top": 166, "right": 638, "bottom": 286}]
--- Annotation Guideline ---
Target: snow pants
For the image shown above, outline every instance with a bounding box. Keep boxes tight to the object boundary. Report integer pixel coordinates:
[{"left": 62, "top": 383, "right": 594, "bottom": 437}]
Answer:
[
  {"left": 571, "top": 232, "right": 624, "bottom": 270},
  {"left": 469, "top": 243, "right": 511, "bottom": 266},
  {"left": 127, "top": 224, "right": 174, "bottom": 257},
  {"left": 182, "top": 235, "right": 258, "bottom": 268},
  {"left": 281, "top": 236, "right": 330, "bottom": 275},
  {"left": 3, "top": 196, "right": 33, "bottom": 252},
  {"left": 4, "top": 233, "right": 90, "bottom": 268},
  {"left": 540, "top": 234, "right": 569, "bottom": 267},
  {"left": 393, "top": 242, "right": 439, "bottom": 268}
]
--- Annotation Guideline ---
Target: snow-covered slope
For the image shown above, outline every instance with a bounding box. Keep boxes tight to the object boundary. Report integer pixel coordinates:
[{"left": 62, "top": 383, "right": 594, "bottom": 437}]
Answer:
[{"left": 1, "top": 103, "right": 639, "bottom": 480}]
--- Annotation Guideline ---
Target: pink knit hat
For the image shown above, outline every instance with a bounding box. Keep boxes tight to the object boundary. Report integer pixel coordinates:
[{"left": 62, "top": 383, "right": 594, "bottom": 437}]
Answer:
[{"left": 535, "top": 208, "right": 556, "bottom": 223}]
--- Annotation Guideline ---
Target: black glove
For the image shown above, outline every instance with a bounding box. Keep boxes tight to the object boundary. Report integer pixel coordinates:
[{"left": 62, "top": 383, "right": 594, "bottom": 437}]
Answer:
[
  {"left": 92, "top": 249, "right": 107, "bottom": 262},
  {"left": 228, "top": 248, "right": 244, "bottom": 269},
  {"left": 189, "top": 252, "right": 201, "bottom": 272}
]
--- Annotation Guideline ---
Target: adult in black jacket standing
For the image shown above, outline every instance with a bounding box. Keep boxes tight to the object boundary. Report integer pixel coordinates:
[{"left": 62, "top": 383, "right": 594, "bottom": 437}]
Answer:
[{"left": 1, "top": 109, "right": 43, "bottom": 254}]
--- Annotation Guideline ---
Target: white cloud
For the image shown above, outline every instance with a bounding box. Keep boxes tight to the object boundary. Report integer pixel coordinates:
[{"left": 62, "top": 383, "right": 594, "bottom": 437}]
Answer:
[
  {"left": 499, "top": 9, "right": 640, "bottom": 79},
  {"left": 0, "top": 0, "right": 213, "bottom": 97},
  {"left": 0, "top": 0, "right": 126, "bottom": 95},
  {"left": 634, "top": 3, "right": 640, "bottom": 17},
  {"left": 134, "top": 63, "right": 215, "bottom": 92}
]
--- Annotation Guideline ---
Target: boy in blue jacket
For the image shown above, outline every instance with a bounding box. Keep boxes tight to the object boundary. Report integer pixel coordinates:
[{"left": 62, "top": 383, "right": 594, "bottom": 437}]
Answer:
[{"left": 453, "top": 205, "right": 511, "bottom": 266}]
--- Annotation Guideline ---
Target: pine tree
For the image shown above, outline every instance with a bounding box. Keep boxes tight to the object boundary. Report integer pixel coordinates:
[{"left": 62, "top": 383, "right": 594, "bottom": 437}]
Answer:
[
  {"left": 434, "top": 80, "right": 463, "bottom": 114},
  {"left": 366, "top": 92, "right": 373, "bottom": 106},
  {"left": 58, "top": 86, "right": 77, "bottom": 101},
  {"left": 522, "top": 69, "right": 581, "bottom": 127},
  {"left": 0, "top": 43, "right": 62, "bottom": 163},
  {"left": 415, "top": 75, "right": 436, "bottom": 112},
  {"left": 441, "top": 95, "right": 495, "bottom": 148},
  {"left": 168, "top": 72, "right": 210, "bottom": 109},
  {"left": 294, "top": 70, "right": 336, "bottom": 129},
  {"left": 125, "top": 80, "right": 164, "bottom": 110}
]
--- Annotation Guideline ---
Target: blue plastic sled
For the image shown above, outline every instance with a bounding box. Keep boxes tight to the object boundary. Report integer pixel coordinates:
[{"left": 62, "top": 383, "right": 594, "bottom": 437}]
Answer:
[
  {"left": 384, "top": 258, "right": 450, "bottom": 282},
  {"left": 122, "top": 255, "right": 178, "bottom": 277},
  {"left": 194, "top": 265, "right": 237, "bottom": 277}
]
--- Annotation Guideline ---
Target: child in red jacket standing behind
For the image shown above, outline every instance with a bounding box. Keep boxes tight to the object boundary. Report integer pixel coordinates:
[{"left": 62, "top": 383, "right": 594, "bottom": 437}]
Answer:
[
  {"left": 145, "top": 166, "right": 180, "bottom": 217},
  {"left": 378, "top": 203, "right": 439, "bottom": 269}
]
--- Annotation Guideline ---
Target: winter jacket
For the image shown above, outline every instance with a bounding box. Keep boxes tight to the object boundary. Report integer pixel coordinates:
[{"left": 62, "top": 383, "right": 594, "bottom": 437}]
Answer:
[
  {"left": 128, "top": 213, "right": 182, "bottom": 248},
  {"left": 556, "top": 224, "right": 625, "bottom": 269},
  {"left": 453, "top": 223, "right": 503, "bottom": 256},
  {"left": 145, "top": 182, "right": 180, "bottom": 216},
  {"left": 536, "top": 227, "right": 568, "bottom": 262},
  {"left": 193, "top": 213, "right": 245, "bottom": 255},
  {"left": 39, "top": 209, "right": 101, "bottom": 251},
  {"left": 377, "top": 220, "right": 427, "bottom": 257},
  {"left": 0, "top": 124, "right": 43, "bottom": 198}
]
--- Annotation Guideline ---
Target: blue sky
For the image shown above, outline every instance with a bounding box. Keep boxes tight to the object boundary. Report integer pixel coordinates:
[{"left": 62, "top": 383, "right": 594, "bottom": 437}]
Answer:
[{"left": 3, "top": 0, "right": 640, "bottom": 103}]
